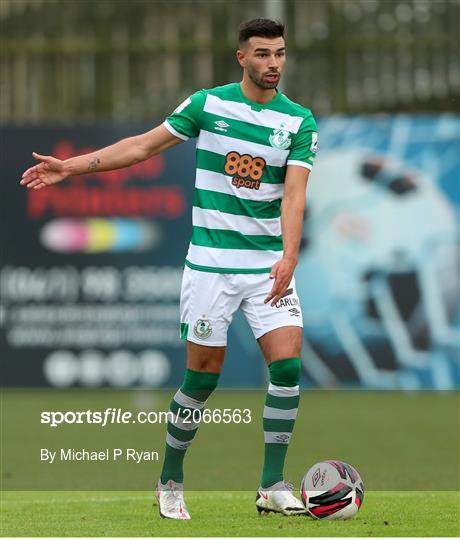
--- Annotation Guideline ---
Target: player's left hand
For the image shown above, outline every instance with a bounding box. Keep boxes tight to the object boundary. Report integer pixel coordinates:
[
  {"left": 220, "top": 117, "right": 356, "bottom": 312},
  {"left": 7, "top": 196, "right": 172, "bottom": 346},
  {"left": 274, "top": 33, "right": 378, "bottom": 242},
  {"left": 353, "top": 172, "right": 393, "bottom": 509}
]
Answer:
[{"left": 264, "top": 257, "right": 297, "bottom": 307}]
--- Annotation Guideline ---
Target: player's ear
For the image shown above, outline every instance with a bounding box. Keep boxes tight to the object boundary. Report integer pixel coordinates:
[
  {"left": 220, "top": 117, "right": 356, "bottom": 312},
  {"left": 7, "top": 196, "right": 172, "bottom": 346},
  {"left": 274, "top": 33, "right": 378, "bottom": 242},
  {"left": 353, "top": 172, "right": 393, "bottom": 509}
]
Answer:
[{"left": 236, "top": 49, "right": 245, "bottom": 67}]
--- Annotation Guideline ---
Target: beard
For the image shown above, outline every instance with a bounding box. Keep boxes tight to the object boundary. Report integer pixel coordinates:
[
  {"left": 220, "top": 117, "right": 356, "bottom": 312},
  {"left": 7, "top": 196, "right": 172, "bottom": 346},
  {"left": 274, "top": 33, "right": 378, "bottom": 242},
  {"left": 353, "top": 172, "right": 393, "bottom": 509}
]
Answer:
[{"left": 247, "top": 66, "right": 279, "bottom": 90}]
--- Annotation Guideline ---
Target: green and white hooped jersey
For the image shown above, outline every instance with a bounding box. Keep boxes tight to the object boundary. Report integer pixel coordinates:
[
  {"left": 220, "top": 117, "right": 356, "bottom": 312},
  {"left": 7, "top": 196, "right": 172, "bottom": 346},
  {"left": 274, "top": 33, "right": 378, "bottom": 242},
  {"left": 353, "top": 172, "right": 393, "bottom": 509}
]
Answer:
[{"left": 163, "top": 83, "right": 318, "bottom": 274}]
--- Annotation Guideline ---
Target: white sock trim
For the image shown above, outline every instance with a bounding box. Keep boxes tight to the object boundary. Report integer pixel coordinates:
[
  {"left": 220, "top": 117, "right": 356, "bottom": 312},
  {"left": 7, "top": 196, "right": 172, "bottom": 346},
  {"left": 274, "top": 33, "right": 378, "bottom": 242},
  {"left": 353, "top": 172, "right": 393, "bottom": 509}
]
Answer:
[
  {"left": 263, "top": 405, "right": 298, "bottom": 420},
  {"left": 268, "top": 383, "right": 299, "bottom": 397},
  {"left": 166, "top": 433, "right": 193, "bottom": 450},
  {"left": 173, "top": 389, "right": 206, "bottom": 410},
  {"left": 170, "top": 413, "right": 199, "bottom": 431}
]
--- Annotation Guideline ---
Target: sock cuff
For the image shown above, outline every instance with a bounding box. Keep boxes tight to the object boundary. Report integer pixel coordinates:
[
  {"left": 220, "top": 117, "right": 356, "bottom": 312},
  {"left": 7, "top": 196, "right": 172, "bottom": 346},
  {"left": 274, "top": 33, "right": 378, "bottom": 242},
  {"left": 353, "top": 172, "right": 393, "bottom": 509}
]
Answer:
[
  {"left": 268, "top": 357, "right": 301, "bottom": 387},
  {"left": 182, "top": 368, "right": 220, "bottom": 391}
]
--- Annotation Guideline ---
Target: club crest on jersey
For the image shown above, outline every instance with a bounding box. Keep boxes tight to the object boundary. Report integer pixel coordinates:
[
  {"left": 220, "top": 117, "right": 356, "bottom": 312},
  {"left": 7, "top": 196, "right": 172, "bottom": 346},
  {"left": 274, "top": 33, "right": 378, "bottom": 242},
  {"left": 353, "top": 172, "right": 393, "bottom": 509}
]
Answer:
[
  {"left": 193, "top": 318, "right": 212, "bottom": 339},
  {"left": 269, "top": 123, "right": 291, "bottom": 150}
]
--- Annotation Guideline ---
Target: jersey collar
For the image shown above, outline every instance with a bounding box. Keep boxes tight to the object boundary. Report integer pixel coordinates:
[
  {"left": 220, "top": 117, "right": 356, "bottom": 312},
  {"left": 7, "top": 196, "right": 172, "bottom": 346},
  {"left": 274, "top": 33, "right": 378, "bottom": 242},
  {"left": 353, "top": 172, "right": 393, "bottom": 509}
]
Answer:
[{"left": 237, "top": 83, "right": 282, "bottom": 111}]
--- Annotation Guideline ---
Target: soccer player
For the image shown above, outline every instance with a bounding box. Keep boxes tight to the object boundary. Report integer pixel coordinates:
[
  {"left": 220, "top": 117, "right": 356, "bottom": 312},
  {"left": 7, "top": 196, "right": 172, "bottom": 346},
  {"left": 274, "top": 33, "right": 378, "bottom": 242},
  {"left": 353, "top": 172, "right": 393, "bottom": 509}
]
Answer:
[{"left": 20, "top": 18, "right": 318, "bottom": 519}]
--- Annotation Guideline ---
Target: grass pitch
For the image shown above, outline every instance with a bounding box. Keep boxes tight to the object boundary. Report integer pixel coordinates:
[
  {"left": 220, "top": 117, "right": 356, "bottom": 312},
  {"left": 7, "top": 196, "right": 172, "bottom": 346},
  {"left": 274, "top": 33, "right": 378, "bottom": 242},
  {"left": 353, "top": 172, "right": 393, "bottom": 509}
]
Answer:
[
  {"left": 2, "top": 390, "right": 459, "bottom": 535},
  {"left": 1, "top": 490, "right": 459, "bottom": 536},
  {"left": 3, "top": 390, "right": 459, "bottom": 492}
]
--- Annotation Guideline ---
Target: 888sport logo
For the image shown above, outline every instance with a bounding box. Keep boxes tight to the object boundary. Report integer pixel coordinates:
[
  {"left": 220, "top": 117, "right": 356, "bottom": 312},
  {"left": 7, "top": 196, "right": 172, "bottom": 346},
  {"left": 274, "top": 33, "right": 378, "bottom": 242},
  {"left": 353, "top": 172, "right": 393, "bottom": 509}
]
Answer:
[{"left": 225, "top": 151, "right": 266, "bottom": 190}]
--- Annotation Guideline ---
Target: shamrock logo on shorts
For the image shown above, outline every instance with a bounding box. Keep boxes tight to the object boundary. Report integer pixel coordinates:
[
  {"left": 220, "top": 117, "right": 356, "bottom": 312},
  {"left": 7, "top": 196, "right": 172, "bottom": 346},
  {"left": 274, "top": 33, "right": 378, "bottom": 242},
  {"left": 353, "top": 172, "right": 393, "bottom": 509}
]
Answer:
[{"left": 193, "top": 319, "right": 212, "bottom": 339}]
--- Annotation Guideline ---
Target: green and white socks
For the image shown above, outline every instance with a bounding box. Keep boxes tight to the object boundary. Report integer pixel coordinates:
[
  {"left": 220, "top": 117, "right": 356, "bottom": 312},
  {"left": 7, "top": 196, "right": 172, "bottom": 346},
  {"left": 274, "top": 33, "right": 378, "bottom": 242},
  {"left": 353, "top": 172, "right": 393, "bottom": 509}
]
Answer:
[
  {"left": 261, "top": 357, "right": 301, "bottom": 489},
  {"left": 160, "top": 359, "right": 300, "bottom": 490},
  {"left": 160, "top": 368, "right": 219, "bottom": 484}
]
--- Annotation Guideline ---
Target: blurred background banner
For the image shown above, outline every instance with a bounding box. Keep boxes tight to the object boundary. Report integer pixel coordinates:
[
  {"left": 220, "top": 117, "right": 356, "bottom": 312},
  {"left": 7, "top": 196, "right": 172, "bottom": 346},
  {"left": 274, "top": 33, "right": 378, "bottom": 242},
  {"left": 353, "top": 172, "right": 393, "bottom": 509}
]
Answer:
[
  {"left": 1, "top": 0, "right": 459, "bottom": 390},
  {"left": 1, "top": 125, "right": 193, "bottom": 389},
  {"left": 1, "top": 116, "right": 458, "bottom": 390},
  {"left": 284, "top": 114, "right": 459, "bottom": 390},
  {"left": 0, "top": 126, "right": 265, "bottom": 389}
]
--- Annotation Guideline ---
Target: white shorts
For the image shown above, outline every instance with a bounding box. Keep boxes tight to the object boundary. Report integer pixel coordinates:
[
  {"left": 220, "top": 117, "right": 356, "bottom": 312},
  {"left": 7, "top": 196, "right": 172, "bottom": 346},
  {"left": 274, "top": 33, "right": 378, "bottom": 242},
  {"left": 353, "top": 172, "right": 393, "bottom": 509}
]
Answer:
[{"left": 179, "top": 266, "right": 303, "bottom": 347}]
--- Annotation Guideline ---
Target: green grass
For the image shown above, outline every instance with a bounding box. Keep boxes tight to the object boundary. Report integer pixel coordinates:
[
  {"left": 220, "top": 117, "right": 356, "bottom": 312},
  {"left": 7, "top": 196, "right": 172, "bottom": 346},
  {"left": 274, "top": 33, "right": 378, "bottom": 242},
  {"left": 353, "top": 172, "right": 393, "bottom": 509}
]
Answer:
[
  {"left": 2, "top": 390, "right": 459, "bottom": 535},
  {"left": 1, "top": 490, "right": 459, "bottom": 536},
  {"left": 2, "top": 390, "right": 459, "bottom": 491}
]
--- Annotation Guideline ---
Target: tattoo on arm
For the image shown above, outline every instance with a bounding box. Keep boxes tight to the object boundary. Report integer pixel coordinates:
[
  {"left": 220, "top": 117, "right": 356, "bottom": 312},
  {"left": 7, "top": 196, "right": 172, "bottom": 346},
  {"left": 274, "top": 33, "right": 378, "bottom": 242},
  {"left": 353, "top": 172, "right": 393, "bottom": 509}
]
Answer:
[{"left": 89, "top": 157, "right": 101, "bottom": 171}]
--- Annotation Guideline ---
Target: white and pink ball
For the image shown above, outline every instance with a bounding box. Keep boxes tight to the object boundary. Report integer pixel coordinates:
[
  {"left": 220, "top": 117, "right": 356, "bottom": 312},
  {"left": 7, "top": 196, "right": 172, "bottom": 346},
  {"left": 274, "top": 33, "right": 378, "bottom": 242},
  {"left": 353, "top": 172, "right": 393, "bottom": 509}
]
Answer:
[{"left": 301, "top": 460, "right": 364, "bottom": 520}]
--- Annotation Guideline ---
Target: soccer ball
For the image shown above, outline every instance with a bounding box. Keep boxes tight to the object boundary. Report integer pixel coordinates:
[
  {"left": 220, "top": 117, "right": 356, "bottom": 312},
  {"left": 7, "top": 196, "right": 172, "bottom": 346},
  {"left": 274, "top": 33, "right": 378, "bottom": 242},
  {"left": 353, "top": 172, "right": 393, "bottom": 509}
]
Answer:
[{"left": 301, "top": 460, "right": 364, "bottom": 520}]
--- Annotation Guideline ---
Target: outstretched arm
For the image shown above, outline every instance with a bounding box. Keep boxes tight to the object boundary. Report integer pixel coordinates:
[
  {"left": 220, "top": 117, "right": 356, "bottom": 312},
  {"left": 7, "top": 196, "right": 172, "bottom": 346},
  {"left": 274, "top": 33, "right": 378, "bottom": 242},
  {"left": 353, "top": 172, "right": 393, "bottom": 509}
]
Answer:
[
  {"left": 20, "top": 124, "right": 182, "bottom": 190},
  {"left": 264, "top": 165, "right": 310, "bottom": 306}
]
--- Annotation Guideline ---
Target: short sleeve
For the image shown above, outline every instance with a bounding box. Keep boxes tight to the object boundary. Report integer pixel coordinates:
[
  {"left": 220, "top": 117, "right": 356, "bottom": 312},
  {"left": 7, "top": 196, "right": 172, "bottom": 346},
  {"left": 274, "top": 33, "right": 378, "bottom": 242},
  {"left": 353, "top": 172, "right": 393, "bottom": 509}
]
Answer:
[
  {"left": 287, "top": 113, "right": 318, "bottom": 171},
  {"left": 163, "top": 91, "right": 206, "bottom": 140}
]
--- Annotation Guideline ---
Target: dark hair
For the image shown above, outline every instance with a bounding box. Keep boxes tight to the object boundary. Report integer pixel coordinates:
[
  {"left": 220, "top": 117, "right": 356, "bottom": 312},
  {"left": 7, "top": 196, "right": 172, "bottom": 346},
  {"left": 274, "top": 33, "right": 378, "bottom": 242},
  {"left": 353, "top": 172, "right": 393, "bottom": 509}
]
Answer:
[{"left": 238, "top": 18, "right": 285, "bottom": 44}]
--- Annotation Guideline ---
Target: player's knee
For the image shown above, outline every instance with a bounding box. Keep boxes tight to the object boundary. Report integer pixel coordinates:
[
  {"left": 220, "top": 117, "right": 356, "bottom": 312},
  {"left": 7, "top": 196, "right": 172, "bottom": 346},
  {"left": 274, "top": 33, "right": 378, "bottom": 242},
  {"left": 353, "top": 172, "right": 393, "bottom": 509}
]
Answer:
[
  {"left": 178, "top": 367, "right": 220, "bottom": 403},
  {"left": 190, "top": 358, "right": 221, "bottom": 373},
  {"left": 268, "top": 357, "right": 301, "bottom": 387},
  {"left": 186, "top": 341, "right": 225, "bottom": 374}
]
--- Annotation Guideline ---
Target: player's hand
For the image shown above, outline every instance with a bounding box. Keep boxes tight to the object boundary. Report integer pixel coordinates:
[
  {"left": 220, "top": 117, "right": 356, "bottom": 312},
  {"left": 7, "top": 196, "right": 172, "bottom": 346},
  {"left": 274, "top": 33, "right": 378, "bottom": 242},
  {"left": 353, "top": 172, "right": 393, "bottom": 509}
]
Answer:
[
  {"left": 20, "top": 152, "right": 67, "bottom": 190},
  {"left": 264, "top": 256, "right": 297, "bottom": 307}
]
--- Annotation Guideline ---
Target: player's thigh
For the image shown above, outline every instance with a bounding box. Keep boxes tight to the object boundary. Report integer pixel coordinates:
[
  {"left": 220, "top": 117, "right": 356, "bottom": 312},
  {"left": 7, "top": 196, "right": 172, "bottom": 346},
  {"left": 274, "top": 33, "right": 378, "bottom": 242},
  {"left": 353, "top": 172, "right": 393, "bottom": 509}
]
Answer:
[
  {"left": 240, "top": 274, "right": 303, "bottom": 363},
  {"left": 186, "top": 341, "right": 226, "bottom": 373},
  {"left": 257, "top": 325, "right": 302, "bottom": 364}
]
